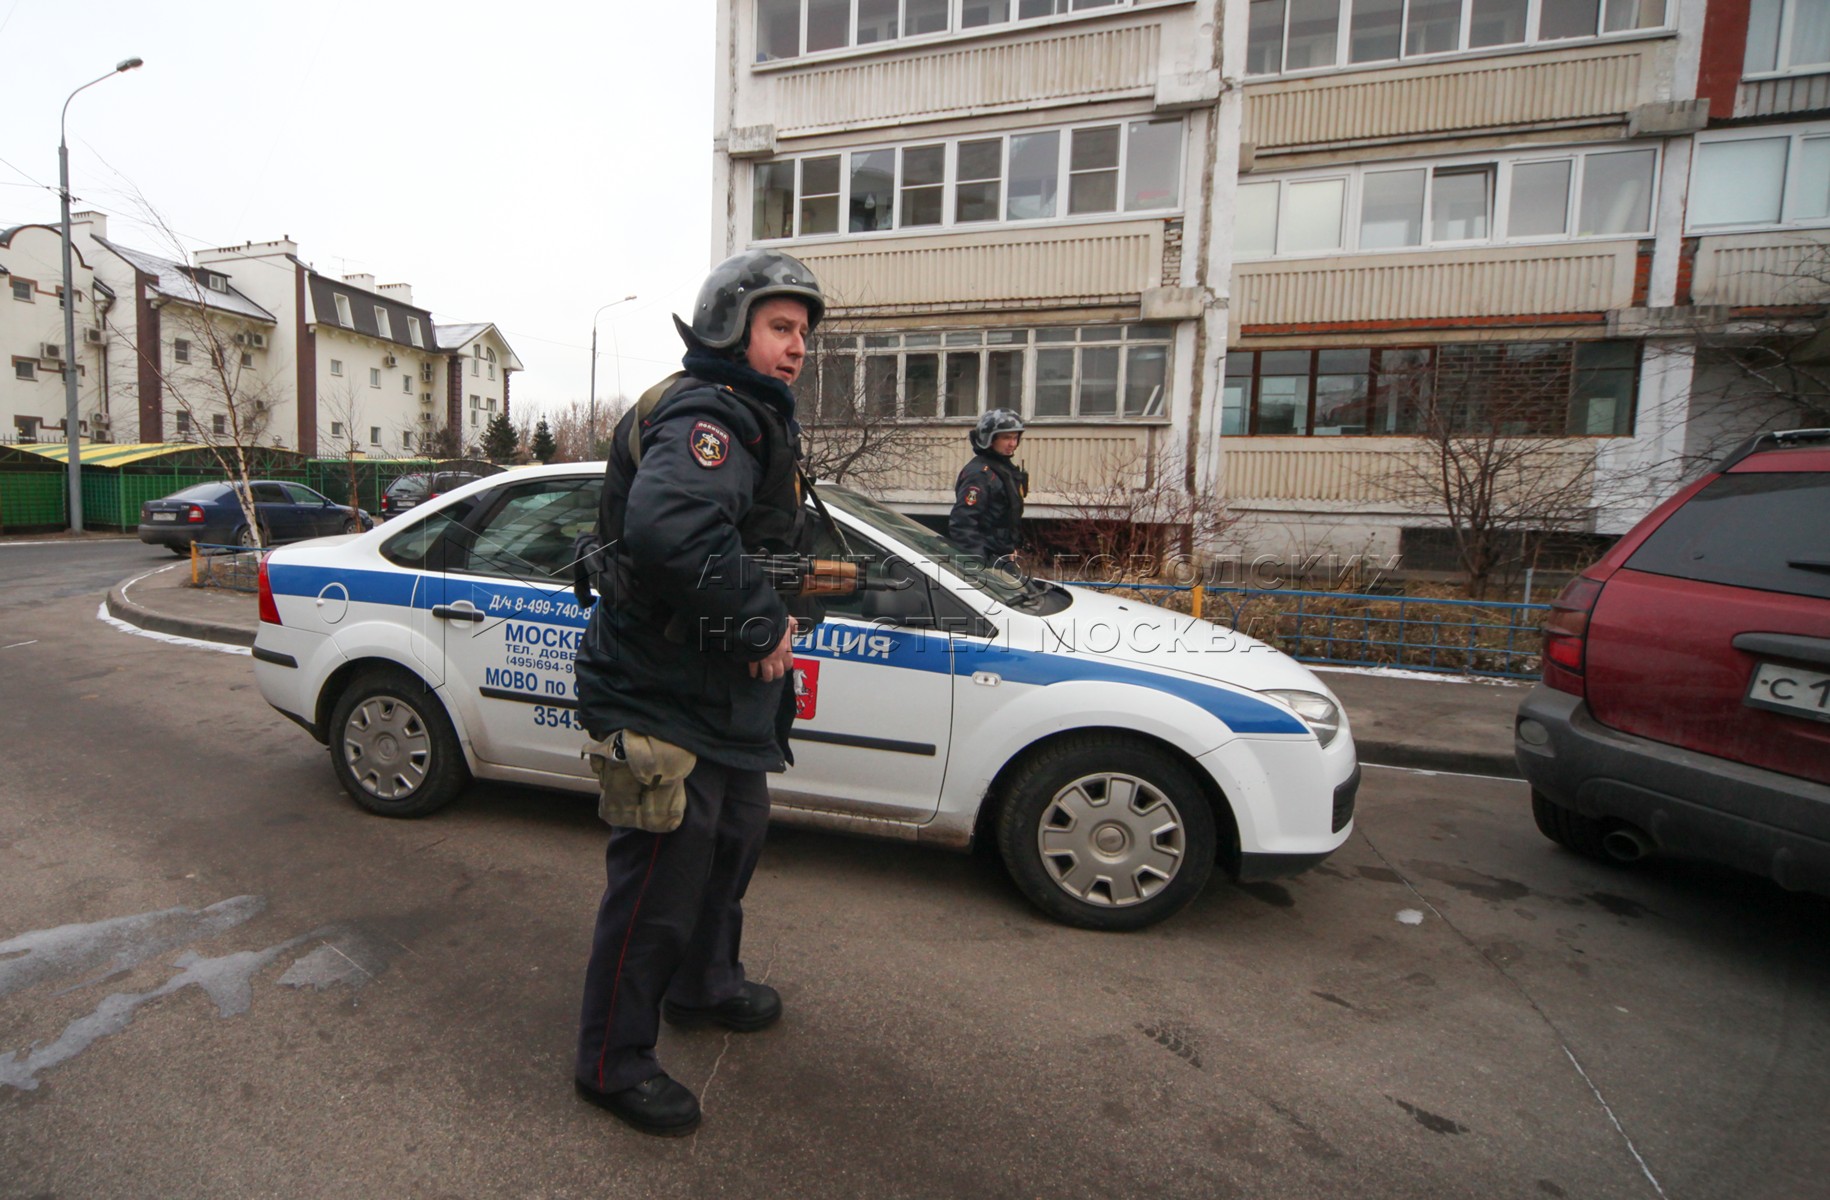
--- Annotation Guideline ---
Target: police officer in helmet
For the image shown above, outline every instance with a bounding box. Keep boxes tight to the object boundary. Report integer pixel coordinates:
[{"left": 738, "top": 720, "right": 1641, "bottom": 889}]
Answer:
[
  {"left": 949, "top": 407, "right": 1028, "bottom": 566},
  {"left": 572, "top": 249, "right": 823, "bottom": 1137}
]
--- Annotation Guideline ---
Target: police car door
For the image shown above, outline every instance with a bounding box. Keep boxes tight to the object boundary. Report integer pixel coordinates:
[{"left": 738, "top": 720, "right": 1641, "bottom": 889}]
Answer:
[
  {"left": 779, "top": 526, "right": 952, "bottom": 822},
  {"left": 431, "top": 475, "right": 601, "bottom": 778}
]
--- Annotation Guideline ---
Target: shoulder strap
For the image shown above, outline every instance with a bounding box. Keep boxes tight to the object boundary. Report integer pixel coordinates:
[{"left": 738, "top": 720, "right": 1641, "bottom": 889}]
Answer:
[{"left": 626, "top": 372, "right": 689, "bottom": 467}]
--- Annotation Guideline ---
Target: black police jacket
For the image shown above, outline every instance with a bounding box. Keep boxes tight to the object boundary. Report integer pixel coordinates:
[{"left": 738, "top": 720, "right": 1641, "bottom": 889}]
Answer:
[
  {"left": 575, "top": 359, "right": 808, "bottom": 772},
  {"left": 949, "top": 451, "right": 1027, "bottom": 561}
]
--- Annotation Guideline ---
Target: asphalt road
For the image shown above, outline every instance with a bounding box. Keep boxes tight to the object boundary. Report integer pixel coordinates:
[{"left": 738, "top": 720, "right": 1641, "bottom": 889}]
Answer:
[{"left": 3, "top": 539, "right": 1829, "bottom": 1199}]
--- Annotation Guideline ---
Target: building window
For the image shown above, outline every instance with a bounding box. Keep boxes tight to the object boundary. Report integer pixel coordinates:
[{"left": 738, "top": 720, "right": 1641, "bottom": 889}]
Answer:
[
  {"left": 333, "top": 293, "right": 354, "bottom": 326},
  {"left": 402, "top": 430, "right": 414, "bottom": 450},
  {"left": 331, "top": 421, "right": 345, "bottom": 438},
  {"left": 1247, "top": 0, "right": 1667, "bottom": 76},
  {"left": 370, "top": 368, "right": 381, "bottom": 388},
  {"left": 754, "top": 117, "right": 1183, "bottom": 241},
  {"left": 488, "top": 363, "right": 496, "bottom": 380},
  {"left": 371, "top": 426, "right": 382, "bottom": 445},
  {"left": 472, "top": 358, "right": 480, "bottom": 377},
  {"left": 1745, "top": 0, "right": 1830, "bottom": 74},
  {"left": 175, "top": 410, "right": 192, "bottom": 435},
  {"left": 330, "top": 358, "right": 344, "bottom": 376},
  {"left": 800, "top": 322, "right": 1170, "bottom": 423},
  {"left": 1235, "top": 144, "right": 1656, "bottom": 258},
  {"left": 174, "top": 339, "right": 191, "bottom": 363},
  {"left": 1689, "top": 124, "right": 1830, "bottom": 230},
  {"left": 374, "top": 307, "right": 393, "bottom": 340},
  {"left": 241, "top": 352, "right": 254, "bottom": 368},
  {"left": 206, "top": 274, "right": 228, "bottom": 293},
  {"left": 11, "top": 278, "right": 33, "bottom": 302},
  {"left": 14, "top": 415, "right": 41, "bottom": 439},
  {"left": 406, "top": 316, "right": 424, "bottom": 347},
  {"left": 1221, "top": 340, "right": 1638, "bottom": 437},
  {"left": 13, "top": 358, "right": 36, "bottom": 381},
  {"left": 756, "top": 0, "right": 1119, "bottom": 61},
  {"left": 213, "top": 414, "right": 228, "bottom": 435}
]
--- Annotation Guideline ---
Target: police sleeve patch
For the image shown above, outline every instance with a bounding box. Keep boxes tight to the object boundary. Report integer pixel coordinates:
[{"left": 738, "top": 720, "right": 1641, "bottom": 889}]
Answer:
[
  {"left": 689, "top": 420, "right": 731, "bottom": 469},
  {"left": 962, "top": 485, "right": 982, "bottom": 507}
]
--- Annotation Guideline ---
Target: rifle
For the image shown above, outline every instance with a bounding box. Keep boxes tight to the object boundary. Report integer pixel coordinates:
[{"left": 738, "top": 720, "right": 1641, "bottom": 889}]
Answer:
[{"left": 753, "top": 554, "right": 901, "bottom": 597}]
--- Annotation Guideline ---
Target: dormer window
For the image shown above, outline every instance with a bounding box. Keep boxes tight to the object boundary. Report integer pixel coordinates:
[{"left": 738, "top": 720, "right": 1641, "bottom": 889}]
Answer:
[
  {"left": 406, "top": 316, "right": 423, "bottom": 347},
  {"left": 206, "top": 274, "right": 228, "bottom": 293},
  {"left": 375, "top": 306, "right": 393, "bottom": 340},
  {"left": 333, "top": 293, "right": 354, "bottom": 326}
]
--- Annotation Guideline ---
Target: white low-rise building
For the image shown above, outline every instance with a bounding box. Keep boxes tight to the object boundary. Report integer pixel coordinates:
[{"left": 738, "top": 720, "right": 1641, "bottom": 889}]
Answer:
[{"left": 1, "top": 223, "right": 108, "bottom": 443}]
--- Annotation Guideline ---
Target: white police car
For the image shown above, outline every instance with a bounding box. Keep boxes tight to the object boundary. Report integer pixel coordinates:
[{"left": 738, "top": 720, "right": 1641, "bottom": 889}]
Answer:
[{"left": 253, "top": 463, "right": 1358, "bottom": 930}]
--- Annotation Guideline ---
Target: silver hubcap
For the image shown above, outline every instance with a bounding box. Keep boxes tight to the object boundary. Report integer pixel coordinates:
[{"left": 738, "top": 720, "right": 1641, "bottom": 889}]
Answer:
[
  {"left": 343, "top": 696, "right": 431, "bottom": 799},
  {"left": 1038, "top": 772, "right": 1185, "bottom": 908}
]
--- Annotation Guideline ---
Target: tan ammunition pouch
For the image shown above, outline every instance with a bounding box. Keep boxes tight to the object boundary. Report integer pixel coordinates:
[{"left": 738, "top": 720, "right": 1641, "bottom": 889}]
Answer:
[{"left": 581, "top": 730, "right": 697, "bottom": 833}]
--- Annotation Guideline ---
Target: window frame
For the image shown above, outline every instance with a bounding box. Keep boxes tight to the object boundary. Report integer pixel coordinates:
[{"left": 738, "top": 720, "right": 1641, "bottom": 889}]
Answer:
[
  {"left": 11, "top": 277, "right": 35, "bottom": 303},
  {"left": 1687, "top": 122, "right": 1830, "bottom": 233},
  {"left": 753, "top": 0, "right": 1130, "bottom": 64},
  {"left": 1743, "top": 0, "right": 1830, "bottom": 78},
  {"left": 374, "top": 306, "right": 393, "bottom": 340},
  {"left": 332, "top": 293, "right": 354, "bottom": 326},
  {"left": 1222, "top": 339, "right": 1640, "bottom": 437},
  {"left": 752, "top": 115, "right": 1184, "bottom": 243},
  {"left": 802, "top": 322, "right": 1175, "bottom": 425},
  {"left": 1245, "top": 0, "right": 1672, "bottom": 78},
  {"left": 1235, "top": 142, "right": 1659, "bottom": 259}
]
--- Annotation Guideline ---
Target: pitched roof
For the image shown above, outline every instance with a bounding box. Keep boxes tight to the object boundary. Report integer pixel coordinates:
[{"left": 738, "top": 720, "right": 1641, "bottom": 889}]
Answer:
[
  {"left": 433, "top": 321, "right": 522, "bottom": 370},
  {"left": 307, "top": 271, "right": 433, "bottom": 351},
  {"left": 95, "top": 236, "right": 276, "bottom": 324}
]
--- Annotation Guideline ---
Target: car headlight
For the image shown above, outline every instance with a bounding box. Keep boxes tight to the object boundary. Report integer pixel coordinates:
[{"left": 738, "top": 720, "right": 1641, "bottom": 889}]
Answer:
[{"left": 1261, "top": 689, "right": 1343, "bottom": 747}]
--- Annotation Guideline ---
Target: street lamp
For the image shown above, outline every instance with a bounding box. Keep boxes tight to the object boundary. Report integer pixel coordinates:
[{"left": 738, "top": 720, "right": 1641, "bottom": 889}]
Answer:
[
  {"left": 60, "top": 56, "right": 143, "bottom": 534},
  {"left": 587, "top": 294, "right": 637, "bottom": 456}
]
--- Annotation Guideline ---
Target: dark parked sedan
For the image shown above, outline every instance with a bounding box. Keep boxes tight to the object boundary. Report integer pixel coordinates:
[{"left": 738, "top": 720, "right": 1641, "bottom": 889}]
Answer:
[{"left": 138, "top": 480, "right": 373, "bottom": 553}]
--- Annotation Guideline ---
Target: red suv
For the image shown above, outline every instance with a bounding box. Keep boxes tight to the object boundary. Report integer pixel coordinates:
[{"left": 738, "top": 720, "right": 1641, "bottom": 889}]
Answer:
[{"left": 1515, "top": 429, "right": 1830, "bottom": 894}]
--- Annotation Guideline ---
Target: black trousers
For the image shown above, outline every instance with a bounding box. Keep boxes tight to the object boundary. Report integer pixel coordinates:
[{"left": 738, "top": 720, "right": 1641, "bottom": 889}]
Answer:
[{"left": 575, "top": 758, "right": 770, "bottom": 1094}]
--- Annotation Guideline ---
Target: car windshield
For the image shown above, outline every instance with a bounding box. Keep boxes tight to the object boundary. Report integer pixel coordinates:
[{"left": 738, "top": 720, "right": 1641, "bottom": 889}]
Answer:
[{"left": 817, "top": 484, "right": 1030, "bottom": 606}]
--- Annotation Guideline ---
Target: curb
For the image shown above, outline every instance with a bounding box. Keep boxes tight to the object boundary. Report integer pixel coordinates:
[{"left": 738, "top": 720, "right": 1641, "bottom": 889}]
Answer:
[
  {"left": 106, "top": 576, "right": 256, "bottom": 648},
  {"left": 1355, "top": 740, "right": 1521, "bottom": 780}
]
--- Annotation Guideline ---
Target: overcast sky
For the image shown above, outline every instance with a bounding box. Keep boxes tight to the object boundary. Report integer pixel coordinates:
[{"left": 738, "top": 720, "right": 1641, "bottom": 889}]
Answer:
[{"left": 0, "top": 0, "right": 717, "bottom": 417}]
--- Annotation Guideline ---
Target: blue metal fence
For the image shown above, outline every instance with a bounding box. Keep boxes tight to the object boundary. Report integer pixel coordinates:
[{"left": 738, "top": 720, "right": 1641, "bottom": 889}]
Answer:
[{"left": 1063, "top": 581, "right": 1550, "bottom": 680}]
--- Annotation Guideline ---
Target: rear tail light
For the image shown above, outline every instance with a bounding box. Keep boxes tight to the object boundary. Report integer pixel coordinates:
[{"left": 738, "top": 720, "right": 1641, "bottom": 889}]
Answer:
[
  {"left": 186, "top": 504, "right": 205, "bottom": 523},
  {"left": 1542, "top": 575, "right": 1604, "bottom": 697},
  {"left": 257, "top": 557, "right": 282, "bottom": 626}
]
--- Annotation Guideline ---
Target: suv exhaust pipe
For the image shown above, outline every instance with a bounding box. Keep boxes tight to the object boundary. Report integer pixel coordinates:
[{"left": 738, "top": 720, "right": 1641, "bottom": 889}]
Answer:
[{"left": 1602, "top": 826, "right": 1654, "bottom": 863}]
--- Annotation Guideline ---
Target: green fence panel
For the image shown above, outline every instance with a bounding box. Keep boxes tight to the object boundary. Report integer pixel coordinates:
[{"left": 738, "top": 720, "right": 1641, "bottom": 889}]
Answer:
[
  {"left": 0, "top": 474, "right": 65, "bottom": 530},
  {"left": 80, "top": 471, "right": 124, "bottom": 529}
]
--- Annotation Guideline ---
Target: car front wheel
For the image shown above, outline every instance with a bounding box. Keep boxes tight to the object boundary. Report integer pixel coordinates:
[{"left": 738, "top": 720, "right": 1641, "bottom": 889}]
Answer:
[
  {"left": 327, "top": 666, "right": 469, "bottom": 818},
  {"left": 995, "top": 733, "right": 1217, "bottom": 931}
]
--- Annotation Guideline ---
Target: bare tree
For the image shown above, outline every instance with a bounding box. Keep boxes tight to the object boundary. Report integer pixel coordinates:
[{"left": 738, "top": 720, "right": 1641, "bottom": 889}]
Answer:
[
  {"left": 1373, "top": 344, "right": 1609, "bottom": 600},
  {"left": 1661, "top": 239, "right": 1830, "bottom": 474},
  {"left": 792, "top": 323, "right": 943, "bottom": 489},
  {"left": 1048, "top": 442, "right": 1238, "bottom": 579}
]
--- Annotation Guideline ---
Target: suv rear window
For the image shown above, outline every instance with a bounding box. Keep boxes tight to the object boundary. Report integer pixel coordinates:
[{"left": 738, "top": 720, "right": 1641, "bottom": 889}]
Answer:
[{"left": 1626, "top": 472, "right": 1830, "bottom": 601}]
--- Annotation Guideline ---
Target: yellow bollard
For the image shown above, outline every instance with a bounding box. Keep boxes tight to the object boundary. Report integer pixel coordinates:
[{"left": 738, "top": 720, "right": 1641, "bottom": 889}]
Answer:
[
  {"left": 191, "top": 541, "right": 199, "bottom": 586},
  {"left": 1191, "top": 582, "right": 1204, "bottom": 620}
]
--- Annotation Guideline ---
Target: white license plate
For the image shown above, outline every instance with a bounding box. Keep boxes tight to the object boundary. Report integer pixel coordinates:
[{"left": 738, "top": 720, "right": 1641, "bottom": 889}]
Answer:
[
  {"left": 1746, "top": 660, "right": 1830, "bottom": 724},
  {"left": 151, "top": 512, "right": 177, "bottom": 522}
]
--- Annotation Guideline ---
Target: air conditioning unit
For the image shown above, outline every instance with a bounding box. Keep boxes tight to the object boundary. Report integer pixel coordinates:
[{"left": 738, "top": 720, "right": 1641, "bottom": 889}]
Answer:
[
  {"left": 383, "top": 354, "right": 398, "bottom": 368},
  {"left": 420, "top": 362, "right": 434, "bottom": 382},
  {"left": 247, "top": 332, "right": 267, "bottom": 349},
  {"left": 83, "top": 328, "right": 106, "bottom": 345},
  {"left": 39, "top": 342, "right": 64, "bottom": 361},
  {"left": 419, "top": 411, "right": 434, "bottom": 424},
  {"left": 233, "top": 333, "right": 248, "bottom": 346},
  {"left": 90, "top": 413, "right": 112, "bottom": 438}
]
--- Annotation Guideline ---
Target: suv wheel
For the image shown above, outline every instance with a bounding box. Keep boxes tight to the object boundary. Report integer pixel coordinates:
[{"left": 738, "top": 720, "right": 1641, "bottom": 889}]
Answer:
[
  {"left": 995, "top": 734, "right": 1216, "bottom": 931},
  {"left": 328, "top": 666, "right": 469, "bottom": 818},
  {"left": 1530, "top": 790, "right": 1613, "bottom": 862}
]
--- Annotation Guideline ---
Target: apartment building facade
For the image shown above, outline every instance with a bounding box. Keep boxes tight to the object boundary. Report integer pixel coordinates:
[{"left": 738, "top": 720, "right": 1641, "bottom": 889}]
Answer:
[
  {"left": 715, "top": 0, "right": 1238, "bottom": 518},
  {"left": 720, "top": 0, "right": 1824, "bottom": 566},
  {"left": 7, "top": 212, "right": 524, "bottom": 458},
  {"left": 1, "top": 223, "right": 110, "bottom": 443}
]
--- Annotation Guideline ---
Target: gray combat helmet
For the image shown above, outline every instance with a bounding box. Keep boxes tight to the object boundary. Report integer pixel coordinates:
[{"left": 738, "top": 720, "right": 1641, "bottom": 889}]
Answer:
[
  {"left": 971, "top": 407, "right": 1026, "bottom": 452},
  {"left": 682, "top": 249, "right": 825, "bottom": 350}
]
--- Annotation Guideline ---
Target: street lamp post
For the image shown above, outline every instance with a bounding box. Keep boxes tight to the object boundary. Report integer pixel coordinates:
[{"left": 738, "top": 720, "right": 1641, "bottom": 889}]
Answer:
[
  {"left": 59, "top": 56, "right": 143, "bottom": 534},
  {"left": 587, "top": 295, "right": 637, "bottom": 457}
]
